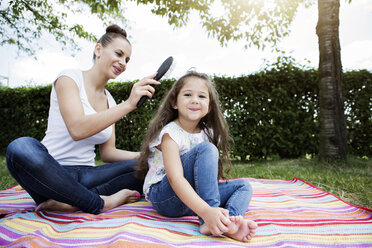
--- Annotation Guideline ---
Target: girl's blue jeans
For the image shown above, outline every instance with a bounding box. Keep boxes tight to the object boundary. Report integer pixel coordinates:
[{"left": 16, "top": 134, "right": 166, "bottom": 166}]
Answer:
[
  {"left": 5, "top": 137, "right": 144, "bottom": 215},
  {"left": 148, "top": 142, "right": 253, "bottom": 224}
]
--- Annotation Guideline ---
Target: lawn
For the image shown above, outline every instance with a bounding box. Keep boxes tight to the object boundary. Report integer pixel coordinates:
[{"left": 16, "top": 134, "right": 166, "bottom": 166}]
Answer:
[{"left": 0, "top": 155, "right": 371, "bottom": 209}]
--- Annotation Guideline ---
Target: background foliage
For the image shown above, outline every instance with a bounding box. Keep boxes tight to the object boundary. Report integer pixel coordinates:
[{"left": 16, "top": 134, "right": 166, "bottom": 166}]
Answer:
[
  {"left": 0, "top": 0, "right": 125, "bottom": 56},
  {"left": 0, "top": 63, "right": 370, "bottom": 159},
  {"left": 1, "top": 0, "right": 312, "bottom": 55}
]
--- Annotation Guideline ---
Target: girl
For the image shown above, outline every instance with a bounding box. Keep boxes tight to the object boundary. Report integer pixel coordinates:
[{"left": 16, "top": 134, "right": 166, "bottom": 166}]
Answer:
[
  {"left": 6, "top": 24, "right": 160, "bottom": 214},
  {"left": 136, "top": 71, "right": 257, "bottom": 241}
]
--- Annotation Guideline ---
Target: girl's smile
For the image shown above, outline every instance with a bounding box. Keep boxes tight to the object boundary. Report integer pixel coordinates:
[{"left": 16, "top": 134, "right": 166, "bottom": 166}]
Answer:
[
  {"left": 173, "top": 77, "right": 210, "bottom": 131},
  {"left": 189, "top": 107, "right": 200, "bottom": 111}
]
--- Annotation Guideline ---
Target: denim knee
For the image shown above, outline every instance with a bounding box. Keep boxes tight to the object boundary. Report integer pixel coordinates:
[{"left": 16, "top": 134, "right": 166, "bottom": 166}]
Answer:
[
  {"left": 196, "top": 142, "right": 218, "bottom": 158},
  {"left": 194, "top": 142, "right": 219, "bottom": 168},
  {"left": 7, "top": 137, "right": 40, "bottom": 155},
  {"left": 181, "top": 142, "right": 219, "bottom": 173},
  {"left": 224, "top": 179, "right": 253, "bottom": 216},
  {"left": 237, "top": 179, "right": 253, "bottom": 195},
  {"left": 6, "top": 137, "right": 47, "bottom": 172}
]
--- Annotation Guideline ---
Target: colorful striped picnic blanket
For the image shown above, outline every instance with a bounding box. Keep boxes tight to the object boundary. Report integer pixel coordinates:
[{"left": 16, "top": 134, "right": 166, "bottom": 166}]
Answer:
[{"left": 0, "top": 177, "right": 371, "bottom": 247}]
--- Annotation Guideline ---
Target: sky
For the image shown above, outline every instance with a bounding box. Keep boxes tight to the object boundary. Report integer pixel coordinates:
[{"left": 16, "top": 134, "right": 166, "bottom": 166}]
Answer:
[{"left": 0, "top": 0, "right": 371, "bottom": 88}]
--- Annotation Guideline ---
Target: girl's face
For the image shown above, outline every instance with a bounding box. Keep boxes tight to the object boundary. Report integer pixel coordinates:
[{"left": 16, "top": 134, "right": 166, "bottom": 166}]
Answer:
[
  {"left": 95, "top": 37, "right": 132, "bottom": 79},
  {"left": 173, "top": 77, "right": 210, "bottom": 125}
]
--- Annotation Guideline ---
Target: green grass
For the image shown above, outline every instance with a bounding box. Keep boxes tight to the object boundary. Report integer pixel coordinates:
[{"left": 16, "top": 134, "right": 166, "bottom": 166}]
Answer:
[
  {"left": 0, "top": 156, "right": 17, "bottom": 190},
  {"left": 0, "top": 155, "right": 371, "bottom": 209},
  {"left": 229, "top": 156, "right": 372, "bottom": 209}
]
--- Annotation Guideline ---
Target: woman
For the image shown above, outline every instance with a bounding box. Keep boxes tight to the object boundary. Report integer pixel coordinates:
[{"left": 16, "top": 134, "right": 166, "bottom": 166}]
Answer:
[{"left": 6, "top": 24, "right": 160, "bottom": 214}]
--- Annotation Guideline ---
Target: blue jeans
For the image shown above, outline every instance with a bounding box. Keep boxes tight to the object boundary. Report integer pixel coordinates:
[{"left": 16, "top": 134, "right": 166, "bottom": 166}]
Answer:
[
  {"left": 6, "top": 137, "right": 144, "bottom": 215},
  {"left": 148, "top": 142, "right": 252, "bottom": 224}
]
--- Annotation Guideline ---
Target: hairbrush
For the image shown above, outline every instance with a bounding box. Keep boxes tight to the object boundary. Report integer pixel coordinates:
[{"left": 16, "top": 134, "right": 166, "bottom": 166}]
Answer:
[{"left": 137, "top": 56, "right": 174, "bottom": 108}]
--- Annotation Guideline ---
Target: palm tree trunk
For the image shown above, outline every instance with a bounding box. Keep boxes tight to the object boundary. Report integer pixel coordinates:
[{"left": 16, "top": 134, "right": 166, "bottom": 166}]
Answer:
[{"left": 316, "top": 0, "right": 347, "bottom": 161}]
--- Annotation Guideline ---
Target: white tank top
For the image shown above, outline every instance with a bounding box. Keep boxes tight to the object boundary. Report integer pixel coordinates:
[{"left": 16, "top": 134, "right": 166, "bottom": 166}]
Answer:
[{"left": 41, "top": 69, "right": 116, "bottom": 166}]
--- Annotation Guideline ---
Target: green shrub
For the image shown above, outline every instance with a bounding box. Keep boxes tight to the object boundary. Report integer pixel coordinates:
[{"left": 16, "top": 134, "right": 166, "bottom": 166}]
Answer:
[
  {"left": 0, "top": 65, "right": 370, "bottom": 159},
  {"left": 343, "top": 70, "right": 372, "bottom": 156}
]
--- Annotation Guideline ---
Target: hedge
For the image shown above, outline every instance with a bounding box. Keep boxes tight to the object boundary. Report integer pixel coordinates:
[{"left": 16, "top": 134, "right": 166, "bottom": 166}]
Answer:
[{"left": 0, "top": 64, "right": 370, "bottom": 159}]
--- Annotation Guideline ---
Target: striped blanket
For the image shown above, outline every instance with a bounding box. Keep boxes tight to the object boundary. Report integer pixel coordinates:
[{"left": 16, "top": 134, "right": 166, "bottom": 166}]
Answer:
[{"left": 0, "top": 178, "right": 371, "bottom": 247}]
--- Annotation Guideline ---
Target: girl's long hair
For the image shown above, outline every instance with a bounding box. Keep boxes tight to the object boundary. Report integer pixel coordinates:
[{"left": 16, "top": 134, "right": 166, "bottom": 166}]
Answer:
[{"left": 136, "top": 71, "right": 232, "bottom": 180}]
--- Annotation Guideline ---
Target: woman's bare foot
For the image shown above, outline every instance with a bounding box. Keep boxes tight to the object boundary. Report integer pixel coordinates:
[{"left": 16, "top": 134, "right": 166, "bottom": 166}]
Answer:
[
  {"left": 35, "top": 199, "right": 80, "bottom": 213},
  {"left": 35, "top": 190, "right": 140, "bottom": 214},
  {"left": 225, "top": 216, "right": 257, "bottom": 242},
  {"left": 100, "top": 189, "right": 140, "bottom": 213}
]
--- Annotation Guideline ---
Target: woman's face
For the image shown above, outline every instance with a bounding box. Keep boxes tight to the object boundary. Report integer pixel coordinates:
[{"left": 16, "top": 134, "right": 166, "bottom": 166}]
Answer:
[{"left": 95, "top": 37, "right": 132, "bottom": 79}]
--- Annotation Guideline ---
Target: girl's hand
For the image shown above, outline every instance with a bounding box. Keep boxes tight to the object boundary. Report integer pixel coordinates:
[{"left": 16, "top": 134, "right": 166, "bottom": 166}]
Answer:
[
  {"left": 127, "top": 74, "right": 160, "bottom": 109},
  {"left": 200, "top": 207, "right": 231, "bottom": 236}
]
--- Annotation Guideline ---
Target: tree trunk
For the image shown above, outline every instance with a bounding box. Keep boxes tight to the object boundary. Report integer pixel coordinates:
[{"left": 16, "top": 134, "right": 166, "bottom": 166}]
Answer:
[{"left": 316, "top": 0, "right": 347, "bottom": 161}]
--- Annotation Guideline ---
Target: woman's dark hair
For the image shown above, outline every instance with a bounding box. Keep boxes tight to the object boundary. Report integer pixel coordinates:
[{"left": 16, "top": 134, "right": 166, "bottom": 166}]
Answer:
[{"left": 93, "top": 24, "right": 130, "bottom": 60}]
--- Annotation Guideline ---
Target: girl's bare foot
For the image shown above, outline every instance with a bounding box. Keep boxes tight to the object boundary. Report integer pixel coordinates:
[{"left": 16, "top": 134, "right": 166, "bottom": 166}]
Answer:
[
  {"left": 100, "top": 189, "right": 140, "bottom": 213},
  {"left": 35, "top": 199, "right": 80, "bottom": 212},
  {"left": 225, "top": 216, "right": 257, "bottom": 242},
  {"left": 200, "top": 223, "right": 212, "bottom": 235}
]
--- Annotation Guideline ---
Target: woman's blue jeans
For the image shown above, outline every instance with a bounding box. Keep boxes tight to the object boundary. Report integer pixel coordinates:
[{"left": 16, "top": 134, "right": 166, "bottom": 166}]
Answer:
[
  {"left": 148, "top": 142, "right": 253, "bottom": 224},
  {"left": 6, "top": 137, "right": 144, "bottom": 214}
]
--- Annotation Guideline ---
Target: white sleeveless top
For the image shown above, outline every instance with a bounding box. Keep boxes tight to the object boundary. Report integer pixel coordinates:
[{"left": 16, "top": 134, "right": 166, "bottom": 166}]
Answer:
[{"left": 41, "top": 69, "right": 116, "bottom": 166}]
